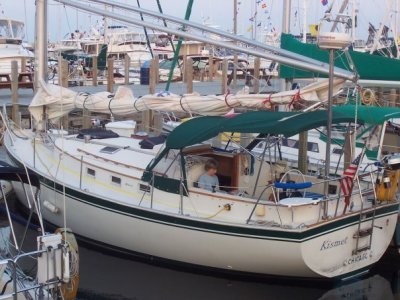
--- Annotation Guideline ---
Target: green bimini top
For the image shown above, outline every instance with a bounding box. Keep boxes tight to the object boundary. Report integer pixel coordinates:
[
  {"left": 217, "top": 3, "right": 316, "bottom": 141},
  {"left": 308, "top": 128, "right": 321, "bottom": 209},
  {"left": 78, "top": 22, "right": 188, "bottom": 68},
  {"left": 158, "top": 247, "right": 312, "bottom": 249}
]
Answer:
[
  {"left": 280, "top": 33, "right": 400, "bottom": 80},
  {"left": 165, "top": 105, "right": 400, "bottom": 150}
]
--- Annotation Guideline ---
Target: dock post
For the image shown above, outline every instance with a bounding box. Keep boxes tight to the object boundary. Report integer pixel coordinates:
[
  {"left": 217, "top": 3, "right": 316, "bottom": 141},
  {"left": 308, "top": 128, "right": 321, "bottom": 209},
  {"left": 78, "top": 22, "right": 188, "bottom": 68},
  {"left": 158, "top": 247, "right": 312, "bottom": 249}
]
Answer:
[
  {"left": 208, "top": 55, "right": 214, "bottom": 82},
  {"left": 186, "top": 57, "right": 193, "bottom": 94},
  {"left": 21, "top": 58, "right": 27, "bottom": 82},
  {"left": 377, "top": 87, "right": 383, "bottom": 105},
  {"left": 11, "top": 60, "right": 19, "bottom": 126},
  {"left": 58, "top": 56, "right": 69, "bottom": 88},
  {"left": 124, "top": 55, "right": 130, "bottom": 85},
  {"left": 142, "top": 58, "right": 157, "bottom": 133},
  {"left": 149, "top": 58, "right": 157, "bottom": 94},
  {"left": 58, "top": 58, "right": 69, "bottom": 130},
  {"left": 221, "top": 59, "right": 228, "bottom": 94},
  {"left": 107, "top": 57, "right": 114, "bottom": 93},
  {"left": 253, "top": 57, "right": 260, "bottom": 94},
  {"left": 298, "top": 131, "right": 308, "bottom": 174},
  {"left": 154, "top": 55, "right": 159, "bottom": 84},
  {"left": 92, "top": 56, "right": 98, "bottom": 86},
  {"left": 389, "top": 89, "right": 397, "bottom": 107},
  {"left": 200, "top": 69, "right": 205, "bottom": 82},
  {"left": 233, "top": 54, "right": 238, "bottom": 89}
]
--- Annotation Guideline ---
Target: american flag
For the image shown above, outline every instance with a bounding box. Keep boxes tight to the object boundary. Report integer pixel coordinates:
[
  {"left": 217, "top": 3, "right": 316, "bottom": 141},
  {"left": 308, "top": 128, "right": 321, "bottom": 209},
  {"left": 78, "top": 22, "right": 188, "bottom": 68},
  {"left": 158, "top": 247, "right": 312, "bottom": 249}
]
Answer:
[{"left": 339, "top": 150, "right": 364, "bottom": 206}]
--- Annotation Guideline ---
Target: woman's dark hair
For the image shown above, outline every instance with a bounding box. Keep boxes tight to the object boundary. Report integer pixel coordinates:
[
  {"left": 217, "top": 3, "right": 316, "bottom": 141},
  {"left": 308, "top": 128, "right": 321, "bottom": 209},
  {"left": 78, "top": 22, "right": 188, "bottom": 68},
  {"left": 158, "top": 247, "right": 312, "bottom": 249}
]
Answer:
[{"left": 204, "top": 159, "right": 218, "bottom": 171}]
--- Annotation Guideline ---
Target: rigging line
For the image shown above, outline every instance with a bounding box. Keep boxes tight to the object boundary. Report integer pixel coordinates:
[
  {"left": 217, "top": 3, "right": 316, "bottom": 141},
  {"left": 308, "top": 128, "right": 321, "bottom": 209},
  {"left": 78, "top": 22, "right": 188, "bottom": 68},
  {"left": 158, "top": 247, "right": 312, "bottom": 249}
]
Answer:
[
  {"left": 64, "top": 5, "right": 73, "bottom": 34},
  {"left": 0, "top": 113, "right": 45, "bottom": 234},
  {"left": 165, "top": 0, "right": 194, "bottom": 91},
  {"left": 155, "top": 0, "right": 180, "bottom": 72},
  {"left": 136, "top": 0, "right": 154, "bottom": 58}
]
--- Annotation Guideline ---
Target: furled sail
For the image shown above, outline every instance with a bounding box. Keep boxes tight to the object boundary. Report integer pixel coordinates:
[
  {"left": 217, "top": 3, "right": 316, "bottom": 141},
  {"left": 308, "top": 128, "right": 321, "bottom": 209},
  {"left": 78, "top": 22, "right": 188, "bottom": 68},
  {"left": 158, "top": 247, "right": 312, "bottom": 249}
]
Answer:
[{"left": 29, "top": 79, "right": 345, "bottom": 121}]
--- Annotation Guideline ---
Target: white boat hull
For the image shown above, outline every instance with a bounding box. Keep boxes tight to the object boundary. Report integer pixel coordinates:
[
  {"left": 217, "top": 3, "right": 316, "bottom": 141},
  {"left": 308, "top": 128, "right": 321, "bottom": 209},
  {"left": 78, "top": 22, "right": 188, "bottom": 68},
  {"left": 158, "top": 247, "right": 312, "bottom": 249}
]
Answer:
[
  {"left": 4, "top": 130, "right": 398, "bottom": 279},
  {"left": 10, "top": 174, "right": 398, "bottom": 279}
]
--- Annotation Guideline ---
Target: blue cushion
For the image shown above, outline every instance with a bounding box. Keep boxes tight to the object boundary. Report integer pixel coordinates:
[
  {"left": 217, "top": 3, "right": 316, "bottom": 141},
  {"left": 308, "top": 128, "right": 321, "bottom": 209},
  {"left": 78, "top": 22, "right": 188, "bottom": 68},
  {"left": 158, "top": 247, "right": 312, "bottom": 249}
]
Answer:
[{"left": 274, "top": 182, "right": 312, "bottom": 190}]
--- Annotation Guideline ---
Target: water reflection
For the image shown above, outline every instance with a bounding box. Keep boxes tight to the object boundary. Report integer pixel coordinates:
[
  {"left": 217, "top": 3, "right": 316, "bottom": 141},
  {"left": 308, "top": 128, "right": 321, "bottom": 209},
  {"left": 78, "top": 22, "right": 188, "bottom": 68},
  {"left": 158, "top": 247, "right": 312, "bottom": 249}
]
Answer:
[{"left": 1, "top": 201, "right": 399, "bottom": 300}]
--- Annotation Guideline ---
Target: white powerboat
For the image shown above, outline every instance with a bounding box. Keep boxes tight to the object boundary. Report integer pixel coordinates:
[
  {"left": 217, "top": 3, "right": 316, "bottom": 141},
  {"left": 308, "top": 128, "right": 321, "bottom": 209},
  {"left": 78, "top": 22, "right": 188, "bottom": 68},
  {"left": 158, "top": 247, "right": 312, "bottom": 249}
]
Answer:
[{"left": 0, "top": 19, "right": 33, "bottom": 74}]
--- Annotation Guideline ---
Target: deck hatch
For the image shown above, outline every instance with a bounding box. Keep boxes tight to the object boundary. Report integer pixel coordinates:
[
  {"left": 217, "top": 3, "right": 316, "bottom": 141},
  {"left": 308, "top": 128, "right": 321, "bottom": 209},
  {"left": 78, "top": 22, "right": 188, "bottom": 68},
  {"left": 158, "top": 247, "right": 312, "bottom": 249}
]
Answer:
[{"left": 100, "top": 146, "right": 120, "bottom": 154}]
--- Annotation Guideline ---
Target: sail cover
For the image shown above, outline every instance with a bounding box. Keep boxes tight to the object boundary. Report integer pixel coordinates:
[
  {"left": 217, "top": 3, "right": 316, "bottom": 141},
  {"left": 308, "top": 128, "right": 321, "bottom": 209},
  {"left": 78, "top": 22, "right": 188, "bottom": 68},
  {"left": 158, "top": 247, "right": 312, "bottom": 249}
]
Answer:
[{"left": 29, "top": 79, "right": 345, "bottom": 121}]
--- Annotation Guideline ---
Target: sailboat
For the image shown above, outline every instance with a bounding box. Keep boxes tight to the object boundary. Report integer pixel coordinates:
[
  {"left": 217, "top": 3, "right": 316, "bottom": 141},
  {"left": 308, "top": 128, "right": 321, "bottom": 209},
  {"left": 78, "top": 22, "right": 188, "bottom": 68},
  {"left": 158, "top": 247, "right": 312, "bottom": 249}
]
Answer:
[
  {"left": 3, "top": 103, "right": 400, "bottom": 279},
  {"left": 5, "top": 0, "right": 400, "bottom": 280}
]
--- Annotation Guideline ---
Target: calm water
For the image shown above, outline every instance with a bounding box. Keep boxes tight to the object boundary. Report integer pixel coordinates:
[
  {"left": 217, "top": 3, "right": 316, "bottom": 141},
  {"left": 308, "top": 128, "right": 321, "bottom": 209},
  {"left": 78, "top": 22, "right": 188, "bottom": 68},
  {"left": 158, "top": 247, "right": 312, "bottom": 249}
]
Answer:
[{"left": 2, "top": 198, "right": 400, "bottom": 300}]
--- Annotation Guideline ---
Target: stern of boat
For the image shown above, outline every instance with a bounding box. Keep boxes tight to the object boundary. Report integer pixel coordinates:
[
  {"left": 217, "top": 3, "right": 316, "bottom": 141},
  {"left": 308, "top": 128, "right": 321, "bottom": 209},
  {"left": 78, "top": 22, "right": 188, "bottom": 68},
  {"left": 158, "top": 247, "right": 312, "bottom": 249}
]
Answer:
[{"left": 300, "top": 203, "right": 399, "bottom": 279}]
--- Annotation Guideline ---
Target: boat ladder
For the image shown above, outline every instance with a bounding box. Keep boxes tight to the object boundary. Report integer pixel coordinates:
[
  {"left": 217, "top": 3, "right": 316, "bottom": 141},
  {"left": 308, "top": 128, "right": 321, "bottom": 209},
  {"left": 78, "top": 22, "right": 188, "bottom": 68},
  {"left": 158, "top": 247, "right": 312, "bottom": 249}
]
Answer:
[{"left": 352, "top": 206, "right": 377, "bottom": 255}]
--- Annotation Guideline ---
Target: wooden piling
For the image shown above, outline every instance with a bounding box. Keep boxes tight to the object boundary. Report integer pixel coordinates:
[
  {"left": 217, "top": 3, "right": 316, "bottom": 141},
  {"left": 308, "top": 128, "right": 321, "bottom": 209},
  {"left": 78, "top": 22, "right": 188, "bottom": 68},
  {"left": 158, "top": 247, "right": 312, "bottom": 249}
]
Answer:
[
  {"left": 124, "top": 55, "right": 130, "bottom": 85},
  {"left": 142, "top": 58, "right": 158, "bottom": 133},
  {"left": 186, "top": 57, "right": 193, "bottom": 94},
  {"left": 58, "top": 58, "right": 69, "bottom": 130},
  {"left": 92, "top": 56, "right": 98, "bottom": 86},
  {"left": 200, "top": 69, "right": 205, "bottom": 82},
  {"left": 253, "top": 57, "right": 260, "bottom": 94},
  {"left": 154, "top": 55, "right": 159, "bottom": 84},
  {"left": 153, "top": 112, "right": 163, "bottom": 135},
  {"left": 11, "top": 60, "right": 19, "bottom": 126},
  {"left": 208, "top": 55, "right": 214, "bottom": 82},
  {"left": 389, "top": 89, "right": 397, "bottom": 107},
  {"left": 107, "top": 57, "right": 114, "bottom": 93},
  {"left": 21, "top": 58, "right": 27, "bottom": 82},
  {"left": 221, "top": 59, "right": 228, "bottom": 94},
  {"left": 58, "top": 56, "right": 69, "bottom": 88},
  {"left": 149, "top": 58, "right": 157, "bottom": 94},
  {"left": 182, "top": 54, "right": 188, "bottom": 83},
  {"left": 298, "top": 131, "right": 308, "bottom": 174},
  {"left": 233, "top": 54, "right": 238, "bottom": 89}
]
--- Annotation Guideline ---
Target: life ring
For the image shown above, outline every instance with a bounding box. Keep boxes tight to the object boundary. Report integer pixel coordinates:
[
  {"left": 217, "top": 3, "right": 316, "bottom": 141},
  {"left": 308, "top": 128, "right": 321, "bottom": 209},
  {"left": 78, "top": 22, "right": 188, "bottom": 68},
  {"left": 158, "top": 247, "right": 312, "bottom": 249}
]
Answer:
[
  {"left": 56, "top": 228, "right": 79, "bottom": 300},
  {"left": 361, "top": 89, "right": 377, "bottom": 106}
]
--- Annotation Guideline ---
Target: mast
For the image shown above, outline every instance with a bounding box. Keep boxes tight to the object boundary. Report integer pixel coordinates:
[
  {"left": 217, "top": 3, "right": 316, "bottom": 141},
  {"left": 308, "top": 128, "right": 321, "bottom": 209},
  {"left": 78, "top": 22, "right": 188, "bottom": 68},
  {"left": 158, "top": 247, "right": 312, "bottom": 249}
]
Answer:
[
  {"left": 281, "top": 0, "right": 291, "bottom": 91},
  {"left": 302, "top": 0, "right": 307, "bottom": 43},
  {"left": 351, "top": 0, "right": 356, "bottom": 43},
  {"left": 282, "top": 0, "right": 291, "bottom": 34},
  {"left": 104, "top": 4, "right": 108, "bottom": 43},
  {"left": 254, "top": 0, "right": 258, "bottom": 40},
  {"left": 330, "top": 0, "right": 349, "bottom": 32},
  {"left": 370, "top": 0, "right": 393, "bottom": 53},
  {"left": 34, "top": 0, "right": 48, "bottom": 90}
]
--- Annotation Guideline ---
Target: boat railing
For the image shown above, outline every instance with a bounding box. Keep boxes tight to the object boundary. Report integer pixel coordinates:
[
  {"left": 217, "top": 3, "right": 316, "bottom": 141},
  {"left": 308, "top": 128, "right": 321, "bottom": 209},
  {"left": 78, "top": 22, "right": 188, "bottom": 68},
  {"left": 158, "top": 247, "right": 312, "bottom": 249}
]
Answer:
[
  {"left": 0, "top": 248, "right": 61, "bottom": 300},
  {"left": 246, "top": 169, "right": 381, "bottom": 227}
]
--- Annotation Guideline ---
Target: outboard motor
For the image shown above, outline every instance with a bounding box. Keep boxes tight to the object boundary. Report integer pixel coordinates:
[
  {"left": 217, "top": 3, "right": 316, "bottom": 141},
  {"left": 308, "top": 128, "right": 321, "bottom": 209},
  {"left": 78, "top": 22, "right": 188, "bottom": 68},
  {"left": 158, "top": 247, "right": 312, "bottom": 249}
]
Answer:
[{"left": 376, "top": 154, "right": 400, "bottom": 201}]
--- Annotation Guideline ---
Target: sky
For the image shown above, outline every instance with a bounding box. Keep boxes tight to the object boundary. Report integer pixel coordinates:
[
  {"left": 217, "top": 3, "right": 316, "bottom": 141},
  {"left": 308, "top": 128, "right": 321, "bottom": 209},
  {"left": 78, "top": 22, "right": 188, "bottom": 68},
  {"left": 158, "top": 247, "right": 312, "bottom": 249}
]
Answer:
[{"left": 0, "top": 0, "right": 393, "bottom": 43}]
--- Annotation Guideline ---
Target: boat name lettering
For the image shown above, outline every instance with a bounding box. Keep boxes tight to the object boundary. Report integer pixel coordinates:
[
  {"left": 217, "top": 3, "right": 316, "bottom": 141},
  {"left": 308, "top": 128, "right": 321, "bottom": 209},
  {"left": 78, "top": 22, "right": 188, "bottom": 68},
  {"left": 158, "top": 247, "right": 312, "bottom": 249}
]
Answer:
[
  {"left": 344, "top": 252, "right": 369, "bottom": 266},
  {"left": 320, "top": 237, "right": 348, "bottom": 251}
]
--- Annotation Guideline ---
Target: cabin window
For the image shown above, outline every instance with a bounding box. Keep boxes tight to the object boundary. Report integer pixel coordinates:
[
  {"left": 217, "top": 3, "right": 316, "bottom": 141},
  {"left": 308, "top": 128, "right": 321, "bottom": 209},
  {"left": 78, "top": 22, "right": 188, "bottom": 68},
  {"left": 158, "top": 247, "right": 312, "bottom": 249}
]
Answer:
[
  {"left": 307, "top": 142, "right": 319, "bottom": 153},
  {"left": 139, "top": 184, "right": 151, "bottom": 193},
  {"left": 282, "top": 138, "right": 298, "bottom": 149},
  {"left": 100, "top": 146, "right": 120, "bottom": 154},
  {"left": 111, "top": 176, "right": 121, "bottom": 185},
  {"left": 87, "top": 168, "right": 96, "bottom": 177},
  {"left": 333, "top": 148, "right": 343, "bottom": 155}
]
